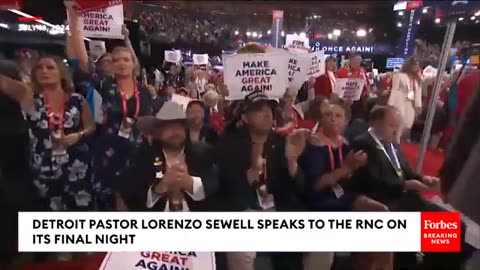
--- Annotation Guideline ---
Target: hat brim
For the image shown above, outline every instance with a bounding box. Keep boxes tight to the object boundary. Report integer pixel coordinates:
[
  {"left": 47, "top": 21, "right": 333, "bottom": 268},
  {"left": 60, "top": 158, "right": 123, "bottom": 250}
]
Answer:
[
  {"left": 136, "top": 116, "right": 187, "bottom": 133},
  {"left": 243, "top": 99, "right": 278, "bottom": 113}
]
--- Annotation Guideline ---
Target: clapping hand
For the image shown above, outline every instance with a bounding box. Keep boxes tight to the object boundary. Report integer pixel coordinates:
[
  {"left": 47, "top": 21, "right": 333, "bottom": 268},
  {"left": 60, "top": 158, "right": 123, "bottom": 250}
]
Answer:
[
  {"left": 169, "top": 159, "right": 192, "bottom": 190},
  {"left": 405, "top": 179, "right": 431, "bottom": 193},
  {"left": 422, "top": 175, "right": 440, "bottom": 190},
  {"left": 285, "top": 128, "right": 310, "bottom": 162},
  {"left": 344, "top": 150, "right": 368, "bottom": 171}
]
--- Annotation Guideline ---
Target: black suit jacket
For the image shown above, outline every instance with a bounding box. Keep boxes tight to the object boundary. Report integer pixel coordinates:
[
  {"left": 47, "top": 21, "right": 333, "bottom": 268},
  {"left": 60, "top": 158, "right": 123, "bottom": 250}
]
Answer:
[
  {"left": 349, "top": 131, "right": 423, "bottom": 206},
  {"left": 187, "top": 125, "right": 218, "bottom": 145},
  {"left": 117, "top": 142, "right": 218, "bottom": 211},
  {"left": 215, "top": 129, "right": 304, "bottom": 211}
]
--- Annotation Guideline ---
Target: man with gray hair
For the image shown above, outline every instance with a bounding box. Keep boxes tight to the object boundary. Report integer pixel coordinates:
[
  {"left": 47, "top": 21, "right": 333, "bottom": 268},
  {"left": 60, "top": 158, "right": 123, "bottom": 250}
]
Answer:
[{"left": 202, "top": 89, "right": 220, "bottom": 124}]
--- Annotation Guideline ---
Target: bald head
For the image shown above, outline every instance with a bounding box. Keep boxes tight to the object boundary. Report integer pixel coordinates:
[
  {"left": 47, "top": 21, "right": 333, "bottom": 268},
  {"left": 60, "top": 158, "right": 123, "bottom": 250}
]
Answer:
[{"left": 370, "top": 106, "right": 401, "bottom": 142}]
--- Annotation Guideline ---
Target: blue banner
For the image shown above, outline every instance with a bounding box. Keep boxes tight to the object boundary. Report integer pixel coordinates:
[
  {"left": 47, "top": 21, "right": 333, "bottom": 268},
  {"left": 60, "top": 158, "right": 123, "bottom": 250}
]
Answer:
[
  {"left": 396, "top": 9, "right": 420, "bottom": 57},
  {"left": 309, "top": 42, "right": 394, "bottom": 55}
]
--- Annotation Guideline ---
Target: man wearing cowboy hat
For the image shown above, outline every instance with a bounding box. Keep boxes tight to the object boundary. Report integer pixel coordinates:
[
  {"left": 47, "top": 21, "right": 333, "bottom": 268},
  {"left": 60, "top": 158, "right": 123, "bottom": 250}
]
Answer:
[{"left": 116, "top": 102, "right": 217, "bottom": 212}]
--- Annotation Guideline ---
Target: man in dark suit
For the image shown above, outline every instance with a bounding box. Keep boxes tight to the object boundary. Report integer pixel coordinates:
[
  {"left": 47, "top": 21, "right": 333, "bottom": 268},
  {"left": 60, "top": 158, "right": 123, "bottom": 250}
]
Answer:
[
  {"left": 349, "top": 106, "right": 439, "bottom": 207},
  {"left": 117, "top": 102, "right": 217, "bottom": 212},
  {"left": 350, "top": 105, "right": 475, "bottom": 269}
]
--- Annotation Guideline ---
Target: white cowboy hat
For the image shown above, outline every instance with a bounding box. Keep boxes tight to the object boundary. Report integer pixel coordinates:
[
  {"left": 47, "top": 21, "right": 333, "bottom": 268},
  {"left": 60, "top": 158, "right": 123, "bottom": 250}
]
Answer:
[{"left": 136, "top": 102, "right": 186, "bottom": 133}]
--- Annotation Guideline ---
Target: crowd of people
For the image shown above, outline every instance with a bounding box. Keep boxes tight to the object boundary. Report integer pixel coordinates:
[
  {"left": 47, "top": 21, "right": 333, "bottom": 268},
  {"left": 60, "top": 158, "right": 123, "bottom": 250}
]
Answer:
[
  {"left": 135, "top": 4, "right": 360, "bottom": 47},
  {"left": 1, "top": 2, "right": 480, "bottom": 270},
  {"left": 136, "top": 7, "right": 233, "bottom": 46}
]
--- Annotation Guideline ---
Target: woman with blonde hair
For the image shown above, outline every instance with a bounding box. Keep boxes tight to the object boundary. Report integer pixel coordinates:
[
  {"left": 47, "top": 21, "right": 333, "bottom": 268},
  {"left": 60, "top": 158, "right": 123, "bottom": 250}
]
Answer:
[
  {"left": 93, "top": 46, "right": 153, "bottom": 210},
  {"left": 388, "top": 57, "right": 422, "bottom": 142},
  {"left": 26, "top": 55, "right": 96, "bottom": 213}
]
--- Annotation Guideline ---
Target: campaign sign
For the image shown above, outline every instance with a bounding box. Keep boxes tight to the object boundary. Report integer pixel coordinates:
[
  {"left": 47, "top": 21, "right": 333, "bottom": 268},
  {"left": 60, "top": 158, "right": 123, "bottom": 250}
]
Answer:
[
  {"left": 307, "top": 50, "right": 325, "bottom": 79},
  {"left": 285, "top": 34, "right": 310, "bottom": 50},
  {"left": 81, "top": 4, "right": 124, "bottom": 39},
  {"left": 287, "top": 53, "right": 309, "bottom": 92},
  {"left": 165, "top": 50, "right": 182, "bottom": 63},
  {"left": 223, "top": 53, "right": 288, "bottom": 100},
  {"left": 334, "top": 78, "right": 365, "bottom": 103},
  {"left": 99, "top": 251, "right": 216, "bottom": 270},
  {"left": 171, "top": 94, "right": 191, "bottom": 111},
  {"left": 193, "top": 54, "right": 209, "bottom": 65},
  {"left": 76, "top": 0, "right": 122, "bottom": 13},
  {"left": 89, "top": 40, "right": 107, "bottom": 59}
]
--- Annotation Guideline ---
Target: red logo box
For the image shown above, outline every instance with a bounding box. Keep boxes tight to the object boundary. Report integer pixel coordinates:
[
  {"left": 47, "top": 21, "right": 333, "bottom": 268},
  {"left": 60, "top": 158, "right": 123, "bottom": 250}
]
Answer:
[{"left": 421, "top": 212, "right": 461, "bottom": 252}]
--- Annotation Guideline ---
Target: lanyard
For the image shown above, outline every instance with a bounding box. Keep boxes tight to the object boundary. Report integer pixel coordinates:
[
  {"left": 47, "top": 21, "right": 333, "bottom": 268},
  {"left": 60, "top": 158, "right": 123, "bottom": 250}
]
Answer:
[
  {"left": 120, "top": 85, "right": 140, "bottom": 119},
  {"left": 368, "top": 128, "right": 401, "bottom": 171},
  {"left": 44, "top": 92, "right": 66, "bottom": 131},
  {"left": 327, "top": 145, "right": 343, "bottom": 171},
  {"left": 319, "top": 132, "right": 344, "bottom": 171}
]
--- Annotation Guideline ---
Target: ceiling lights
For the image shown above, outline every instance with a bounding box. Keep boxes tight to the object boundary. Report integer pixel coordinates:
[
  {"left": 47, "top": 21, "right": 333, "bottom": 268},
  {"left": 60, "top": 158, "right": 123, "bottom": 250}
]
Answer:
[{"left": 356, "top": 29, "right": 366, "bottom": 37}]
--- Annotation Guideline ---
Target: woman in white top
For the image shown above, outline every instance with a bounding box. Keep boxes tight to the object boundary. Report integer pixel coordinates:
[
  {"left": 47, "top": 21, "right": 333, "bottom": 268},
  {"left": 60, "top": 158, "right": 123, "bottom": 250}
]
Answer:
[{"left": 388, "top": 57, "right": 422, "bottom": 142}]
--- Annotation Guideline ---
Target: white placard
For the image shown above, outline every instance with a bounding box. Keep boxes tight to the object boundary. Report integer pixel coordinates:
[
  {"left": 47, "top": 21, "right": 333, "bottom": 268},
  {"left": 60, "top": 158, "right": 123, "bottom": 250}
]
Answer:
[
  {"left": 164, "top": 50, "right": 182, "bottom": 63},
  {"left": 287, "top": 53, "right": 309, "bottom": 92},
  {"left": 334, "top": 78, "right": 365, "bottom": 102},
  {"left": 88, "top": 40, "right": 106, "bottom": 59},
  {"left": 193, "top": 54, "right": 209, "bottom": 65},
  {"left": 307, "top": 50, "right": 325, "bottom": 79},
  {"left": 81, "top": 4, "right": 124, "bottom": 39},
  {"left": 285, "top": 34, "right": 310, "bottom": 50},
  {"left": 171, "top": 94, "right": 191, "bottom": 111},
  {"left": 223, "top": 53, "right": 289, "bottom": 100},
  {"left": 99, "top": 252, "right": 216, "bottom": 270}
]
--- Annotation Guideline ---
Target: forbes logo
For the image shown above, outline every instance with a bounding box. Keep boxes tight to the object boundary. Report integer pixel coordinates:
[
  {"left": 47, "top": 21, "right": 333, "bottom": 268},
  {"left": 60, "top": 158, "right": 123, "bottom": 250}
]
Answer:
[
  {"left": 420, "top": 212, "right": 461, "bottom": 252},
  {"left": 423, "top": 220, "right": 459, "bottom": 230}
]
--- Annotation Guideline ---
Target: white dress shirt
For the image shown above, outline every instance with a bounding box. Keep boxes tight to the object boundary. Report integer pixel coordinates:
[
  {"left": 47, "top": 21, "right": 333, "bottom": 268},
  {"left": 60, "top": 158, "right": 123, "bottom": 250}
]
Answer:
[{"left": 210, "top": 105, "right": 218, "bottom": 114}]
